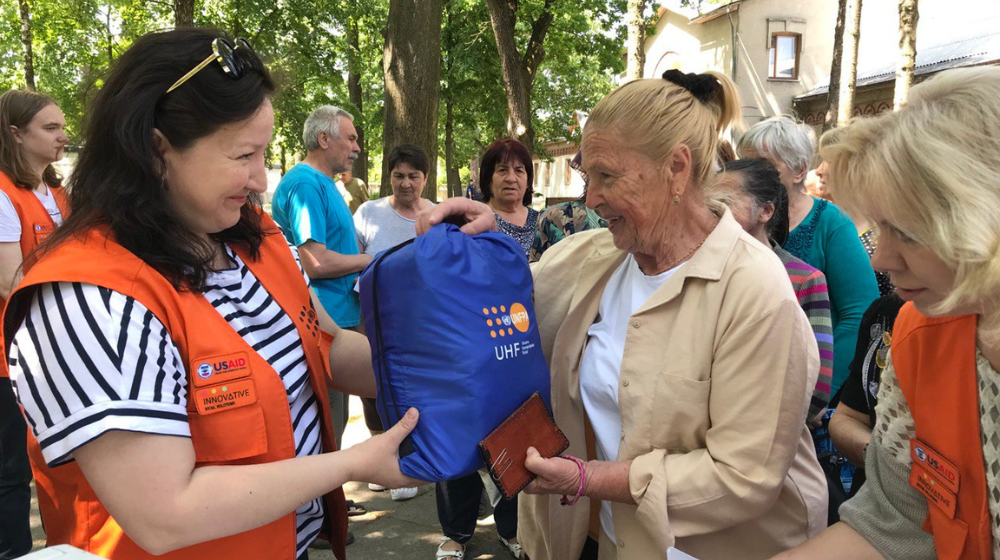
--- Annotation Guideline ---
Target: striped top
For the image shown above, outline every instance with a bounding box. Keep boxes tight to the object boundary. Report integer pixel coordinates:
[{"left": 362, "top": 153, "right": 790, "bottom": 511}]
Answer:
[
  {"left": 775, "top": 245, "right": 834, "bottom": 417},
  {"left": 8, "top": 243, "right": 325, "bottom": 557}
]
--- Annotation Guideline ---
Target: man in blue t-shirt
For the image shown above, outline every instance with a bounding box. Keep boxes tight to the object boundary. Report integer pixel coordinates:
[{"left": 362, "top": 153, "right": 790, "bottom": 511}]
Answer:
[
  {"left": 272, "top": 105, "right": 370, "bottom": 328},
  {"left": 271, "top": 106, "right": 370, "bottom": 482}
]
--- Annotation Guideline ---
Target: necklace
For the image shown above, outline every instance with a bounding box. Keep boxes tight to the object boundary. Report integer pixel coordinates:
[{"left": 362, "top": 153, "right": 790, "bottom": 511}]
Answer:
[{"left": 658, "top": 235, "right": 707, "bottom": 272}]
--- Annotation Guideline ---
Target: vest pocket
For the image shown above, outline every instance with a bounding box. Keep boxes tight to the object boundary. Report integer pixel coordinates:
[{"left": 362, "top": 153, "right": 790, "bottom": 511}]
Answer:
[
  {"left": 188, "top": 404, "right": 268, "bottom": 463},
  {"left": 926, "top": 509, "right": 969, "bottom": 560}
]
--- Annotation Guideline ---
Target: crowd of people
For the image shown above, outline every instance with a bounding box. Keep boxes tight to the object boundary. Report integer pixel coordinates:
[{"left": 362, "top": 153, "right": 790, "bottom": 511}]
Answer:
[{"left": 0, "top": 24, "right": 998, "bottom": 560}]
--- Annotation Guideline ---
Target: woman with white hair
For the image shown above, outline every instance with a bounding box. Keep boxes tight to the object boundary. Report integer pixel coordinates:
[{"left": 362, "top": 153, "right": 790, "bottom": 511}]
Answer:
[
  {"left": 771, "top": 65, "right": 1000, "bottom": 560},
  {"left": 737, "top": 117, "right": 879, "bottom": 399}
]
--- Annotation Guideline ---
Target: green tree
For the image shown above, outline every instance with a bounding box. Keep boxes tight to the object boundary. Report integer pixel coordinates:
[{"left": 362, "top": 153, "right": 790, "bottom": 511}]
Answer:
[{"left": 483, "top": 0, "right": 625, "bottom": 152}]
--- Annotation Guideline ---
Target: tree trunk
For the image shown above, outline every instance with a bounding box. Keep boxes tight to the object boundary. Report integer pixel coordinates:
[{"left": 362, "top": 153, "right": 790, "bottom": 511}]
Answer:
[
  {"left": 381, "top": 0, "right": 444, "bottom": 200},
  {"left": 18, "top": 0, "right": 35, "bottom": 91},
  {"left": 445, "top": 101, "right": 462, "bottom": 199},
  {"left": 484, "top": 0, "right": 555, "bottom": 151},
  {"left": 823, "top": 0, "right": 848, "bottom": 132},
  {"left": 347, "top": 18, "right": 368, "bottom": 188},
  {"left": 280, "top": 142, "right": 287, "bottom": 176},
  {"left": 626, "top": 0, "right": 647, "bottom": 80},
  {"left": 893, "top": 0, "right": 918, "bottom": 110},
  {"left": 836, "top": 0, "right": 863, "bottom": 127},
  {"left": 174, "top": 0, "right": 195, "bottom": 28}
]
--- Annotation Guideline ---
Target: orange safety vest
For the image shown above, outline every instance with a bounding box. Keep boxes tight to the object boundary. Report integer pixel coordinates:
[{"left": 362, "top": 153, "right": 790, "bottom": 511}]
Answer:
[
  {"left": 0, "top": 171, "right": 69, "bottom": 378},
  {"left": 892, "top": 303, "right": 992, "bottom": 560},
  {"left": 2, "top": 215, "right": 348, "bottom": 560}
]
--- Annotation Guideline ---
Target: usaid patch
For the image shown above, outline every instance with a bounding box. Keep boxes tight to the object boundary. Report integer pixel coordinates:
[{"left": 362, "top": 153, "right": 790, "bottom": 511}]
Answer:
[
  {"left": 190, "top": 351, "right": 252, "bottom": 388},
  {"left": 910, "top": 438, "right": 960, "bottom": 494},
  {"left": 32, "top": 223, "right": 54, "bottom": 243}
]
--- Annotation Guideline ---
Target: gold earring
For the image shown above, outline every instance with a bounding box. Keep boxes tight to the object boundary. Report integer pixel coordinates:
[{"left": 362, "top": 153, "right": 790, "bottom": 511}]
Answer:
[{"left": 672, "top": 195, "right": 680, "bottom": 204}]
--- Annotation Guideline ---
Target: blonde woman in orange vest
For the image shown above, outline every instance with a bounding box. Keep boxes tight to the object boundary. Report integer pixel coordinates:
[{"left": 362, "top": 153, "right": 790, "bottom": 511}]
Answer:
[
  {"left": 771, "top": 66, "right": 1000, "bottom": 560},
  {"left": 2, "top": 28, "right": 422, "bottom": 560},
  {"left": 0, "top": 89, "right": 69, "bottom": 558}
]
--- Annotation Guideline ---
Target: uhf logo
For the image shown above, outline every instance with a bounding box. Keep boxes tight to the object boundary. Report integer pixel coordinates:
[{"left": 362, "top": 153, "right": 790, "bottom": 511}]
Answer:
[{"left": 482, "top": 303, "right": 530, "bottom": 339}]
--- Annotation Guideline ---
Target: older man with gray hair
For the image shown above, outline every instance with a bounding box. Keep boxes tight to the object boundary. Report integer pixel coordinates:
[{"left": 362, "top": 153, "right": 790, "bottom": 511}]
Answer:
[{"left": 271, "top": 106, "right": 368, "bottom": 483}]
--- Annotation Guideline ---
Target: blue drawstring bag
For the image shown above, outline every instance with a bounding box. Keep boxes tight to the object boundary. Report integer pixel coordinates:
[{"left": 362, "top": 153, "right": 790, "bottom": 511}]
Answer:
[{"left": 358, "top": 223, "right": 551, "bottom": 482}]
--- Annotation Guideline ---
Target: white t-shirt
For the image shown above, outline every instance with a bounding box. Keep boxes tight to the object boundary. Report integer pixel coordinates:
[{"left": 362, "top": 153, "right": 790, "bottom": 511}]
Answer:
[
  {"left": 0, "top": 185, "right": 64, "bottom": 242},
  {"left": 579, "top": 254, "right": 682, "bottom": 543}
]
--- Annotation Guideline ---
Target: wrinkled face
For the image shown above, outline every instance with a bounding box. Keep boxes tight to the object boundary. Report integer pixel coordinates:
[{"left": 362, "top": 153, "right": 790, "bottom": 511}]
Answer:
[
  {"left": 160, "top": 98, "right": 274, "bottom": 240},
  {"left": 325, "top": 116, "right": 360, "bottom": 174},
  {"left": 870, "top": 211, "right": 958, "bottom": 315},
  {"left": 490, "top": 156, "right": 528, "bottom": 208},
  {"left": 716, "top": 172, "right": 757, "bottom": 233},
  {"left": 390, "top": 161, "right": 427, "bottom": 207},
  {"left": 740, "top": 145, "right": 803, "bottom": 193},
  {"left": 13, "top": 103, "right": 68, "bottom": 169},
  {"left": 582, "top": 126, "right": 676, "bottom": 255}
]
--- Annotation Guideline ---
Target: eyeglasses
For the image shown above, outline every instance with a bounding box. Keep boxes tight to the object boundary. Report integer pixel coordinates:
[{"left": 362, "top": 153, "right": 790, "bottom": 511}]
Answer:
[{"left": 165, "top": 37, "right": 253, "bottom": 95}]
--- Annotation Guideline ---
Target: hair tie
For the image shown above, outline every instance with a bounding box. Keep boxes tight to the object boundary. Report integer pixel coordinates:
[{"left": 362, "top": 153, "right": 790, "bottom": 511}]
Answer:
[{"left": 661, "top": 69, "right": 718, "bottom": 104}]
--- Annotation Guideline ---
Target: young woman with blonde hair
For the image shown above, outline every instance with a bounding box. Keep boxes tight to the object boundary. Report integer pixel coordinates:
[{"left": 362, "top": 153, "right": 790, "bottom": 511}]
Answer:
[{"left": 772, "top": 65, "right": 1000, "bottom": 560}]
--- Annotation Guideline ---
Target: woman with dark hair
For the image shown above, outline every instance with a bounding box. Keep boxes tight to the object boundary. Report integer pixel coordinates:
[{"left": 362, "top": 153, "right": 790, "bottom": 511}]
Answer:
[
  {"left": 717, "top": 159, "right": 841, "bottom": 524},
  {"left": 480, "top": 138, "right": 539, "bottom": 257},
  {"left": 3, "top": 28, "right": 420, "bottom": 560},
  {"left": 435, "top": 141, "right": 528, "bottom": 560},
  {"left": 0, "top": 89, "right": 69, "bottom": 558},
  {"left": 717, "top": 158, "right": 833, "bottom": 419}
]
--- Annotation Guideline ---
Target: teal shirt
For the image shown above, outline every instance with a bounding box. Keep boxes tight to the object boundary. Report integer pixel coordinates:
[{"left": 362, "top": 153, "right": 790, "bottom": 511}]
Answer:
[
  {"left": 271, "top": 163, "right": 361, "bottom": 327},
  {"left": 784, "top": 199, "right": 879, "bottom": 397}
]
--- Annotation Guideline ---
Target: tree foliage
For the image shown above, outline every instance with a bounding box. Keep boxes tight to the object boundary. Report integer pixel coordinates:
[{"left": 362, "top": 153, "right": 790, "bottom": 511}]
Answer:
[{"left": 2, "top": 0, "right": 625, "bottom": 191}]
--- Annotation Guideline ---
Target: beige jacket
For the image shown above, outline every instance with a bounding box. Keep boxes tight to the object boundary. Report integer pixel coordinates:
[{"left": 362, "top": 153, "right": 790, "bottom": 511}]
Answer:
[{"left": 519, "top": 211, "right": 827, "bottom": 560}]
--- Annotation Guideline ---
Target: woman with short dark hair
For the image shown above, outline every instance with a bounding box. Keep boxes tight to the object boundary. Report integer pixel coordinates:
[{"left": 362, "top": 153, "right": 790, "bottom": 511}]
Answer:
[
  {"left": 480, "top": 138, "right": 539, "bottom": 257},
  {"left": 717, "top": 158, "right": 834, "bottom": 420},
  {"left": 5, "top": 28, "right": 420, "bottom": 560}
]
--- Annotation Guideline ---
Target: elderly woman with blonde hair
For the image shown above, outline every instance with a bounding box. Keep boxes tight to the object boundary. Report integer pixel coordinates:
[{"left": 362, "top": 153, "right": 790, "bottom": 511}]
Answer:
[
  {"left": 419, "top": 70, "right": 827, "bottom": 560},
  {"left": 772, "top": 65, "right": 1000, "bottom": 560}
]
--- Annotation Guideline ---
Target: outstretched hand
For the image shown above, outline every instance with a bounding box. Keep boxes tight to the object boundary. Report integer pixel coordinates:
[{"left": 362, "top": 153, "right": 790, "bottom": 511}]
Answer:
[
  {"left": 349, "top": 407, "right": 427, "bottom": 489},
  {"left": 415, "top": 198, "right": 497, "bottom": 236}
]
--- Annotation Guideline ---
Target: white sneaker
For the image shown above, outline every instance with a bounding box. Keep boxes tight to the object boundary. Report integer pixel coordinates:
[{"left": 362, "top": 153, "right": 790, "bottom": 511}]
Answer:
[
  {"left": 368, "top": 482, "right": 387, "bottom": 492},
  {"left": 390, "top": 486, "right": 418, "bottom": 501}
]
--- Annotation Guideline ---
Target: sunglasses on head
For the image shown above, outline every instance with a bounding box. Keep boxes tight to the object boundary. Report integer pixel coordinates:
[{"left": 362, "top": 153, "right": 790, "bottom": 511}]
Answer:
[{"left": 165, "top": 37, "right": 254, "bottom": 95}]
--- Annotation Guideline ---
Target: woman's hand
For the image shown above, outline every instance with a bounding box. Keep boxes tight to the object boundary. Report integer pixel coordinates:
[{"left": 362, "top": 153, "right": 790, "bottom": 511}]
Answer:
[
  {"left": 523, "top": 447, "right": 584, "bottom": 496},
  {"left": 415, "top": 198, "right": 497, "bottom": 236},
  {"left": 346, "top": 407, "right": 427, "bottom": 489}
]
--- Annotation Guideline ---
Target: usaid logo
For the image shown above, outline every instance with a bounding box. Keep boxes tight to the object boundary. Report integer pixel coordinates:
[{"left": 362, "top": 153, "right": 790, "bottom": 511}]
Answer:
[
  {"left": 197, "top": 362, "right": 213, "bottom": 379},
  {"left": 914, "top": 446, "right": 928, "bottom": 462}
]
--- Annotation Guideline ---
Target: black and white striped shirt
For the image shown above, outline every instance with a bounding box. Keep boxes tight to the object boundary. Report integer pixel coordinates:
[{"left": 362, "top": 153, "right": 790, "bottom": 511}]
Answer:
[{"left": 9, "top": 243, "right": 325, "bottom": 556}]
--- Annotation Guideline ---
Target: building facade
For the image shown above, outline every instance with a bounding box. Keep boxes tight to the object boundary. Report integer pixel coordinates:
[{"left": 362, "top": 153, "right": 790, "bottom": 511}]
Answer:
[{"left": 645, "top": 0, "right": 837, "bottom": 123}]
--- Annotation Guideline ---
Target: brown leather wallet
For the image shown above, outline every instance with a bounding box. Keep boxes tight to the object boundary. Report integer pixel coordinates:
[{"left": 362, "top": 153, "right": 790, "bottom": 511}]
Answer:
[{"left": 478, "top": 393, "right": 569, "bottom": 500}]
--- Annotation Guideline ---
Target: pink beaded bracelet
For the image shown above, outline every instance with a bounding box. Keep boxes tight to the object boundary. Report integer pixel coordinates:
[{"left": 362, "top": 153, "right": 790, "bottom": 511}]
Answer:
[{"left": 558, "top": 455, "right": 587, "bottom": 506}]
